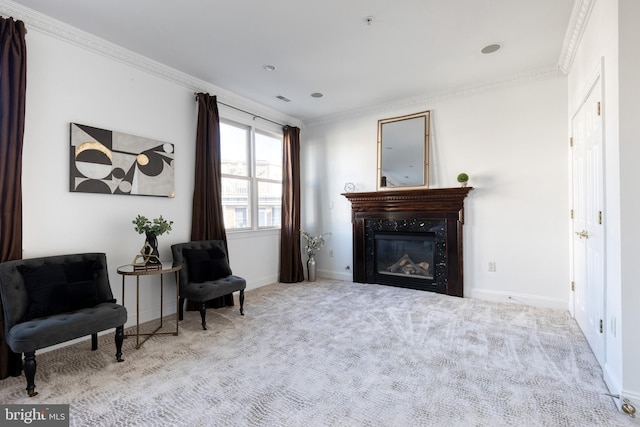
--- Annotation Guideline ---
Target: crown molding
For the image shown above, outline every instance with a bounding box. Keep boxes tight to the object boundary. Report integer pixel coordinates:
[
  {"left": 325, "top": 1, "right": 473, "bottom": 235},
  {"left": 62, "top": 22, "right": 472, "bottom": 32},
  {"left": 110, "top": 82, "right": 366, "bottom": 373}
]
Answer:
[
  {"left": 0, "top": 0, "right": 303, "bottom": 129},
  {"left": 305, "top": 65, "right": 561, "bottom": 127},
  {"left": 558, "top": 0, "right": 596, "bottom": 75}
]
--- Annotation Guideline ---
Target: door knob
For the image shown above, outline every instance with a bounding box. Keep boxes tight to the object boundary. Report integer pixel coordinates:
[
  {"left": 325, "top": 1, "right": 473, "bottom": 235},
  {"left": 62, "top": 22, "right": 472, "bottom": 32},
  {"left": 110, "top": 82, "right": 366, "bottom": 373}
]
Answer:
[{"left": 575, "top": 230, "right": 589, "bottom": 239}]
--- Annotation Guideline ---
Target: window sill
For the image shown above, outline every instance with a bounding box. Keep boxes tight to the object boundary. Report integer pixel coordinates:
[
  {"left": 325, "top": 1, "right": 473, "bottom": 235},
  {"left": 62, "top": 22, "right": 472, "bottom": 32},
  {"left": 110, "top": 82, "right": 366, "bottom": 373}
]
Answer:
[{"left": 226, "top": 228, "right": 281, "bottom": 240}]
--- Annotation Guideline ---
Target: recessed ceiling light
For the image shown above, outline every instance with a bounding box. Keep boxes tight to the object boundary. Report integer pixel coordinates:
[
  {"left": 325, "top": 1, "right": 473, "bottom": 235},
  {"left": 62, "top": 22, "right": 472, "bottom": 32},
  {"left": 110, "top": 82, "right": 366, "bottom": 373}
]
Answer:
[
  {"left": 311, "top": 92, "right": 323, "bottom": 98},
  {"left": 263, "top": 65, "right": 276, "bottom": 71},
  {"left": 481, "top": 44, "right": 501, "bottom": 54}
]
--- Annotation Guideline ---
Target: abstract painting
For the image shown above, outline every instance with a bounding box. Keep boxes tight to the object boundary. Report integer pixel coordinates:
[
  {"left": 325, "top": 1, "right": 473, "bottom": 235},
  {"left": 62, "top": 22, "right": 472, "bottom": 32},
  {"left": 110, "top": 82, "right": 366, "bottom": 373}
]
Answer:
[{"left": 70, "top": 123, "right": 175, "bottom": 197}]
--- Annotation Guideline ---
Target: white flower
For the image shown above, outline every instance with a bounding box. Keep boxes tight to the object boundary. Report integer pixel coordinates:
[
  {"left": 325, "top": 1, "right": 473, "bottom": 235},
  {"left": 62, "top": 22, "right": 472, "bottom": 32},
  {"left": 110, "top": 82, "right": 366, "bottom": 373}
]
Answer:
[{"left": 301, "top": 231, "right": 329, "bottom": 256}]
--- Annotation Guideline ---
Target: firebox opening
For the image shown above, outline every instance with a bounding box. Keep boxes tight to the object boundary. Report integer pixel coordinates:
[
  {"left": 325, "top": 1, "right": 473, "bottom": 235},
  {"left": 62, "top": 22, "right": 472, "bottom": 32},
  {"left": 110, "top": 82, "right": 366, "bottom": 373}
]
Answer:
[{"left": 374, "top": 232, "right": 435, "bottom": 280}]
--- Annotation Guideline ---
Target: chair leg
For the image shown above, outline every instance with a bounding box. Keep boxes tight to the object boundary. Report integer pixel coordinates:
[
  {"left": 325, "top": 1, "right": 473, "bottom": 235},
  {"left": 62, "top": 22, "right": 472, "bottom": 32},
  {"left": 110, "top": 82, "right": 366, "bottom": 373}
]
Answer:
[
  {"left": 178, "top": 297, "right": 185, "bottom": 320},
  {"left": 23, "top": 351, "right": 37, "bottom": 397},
  {"left": 91, "top": 333, "right": 98, "bottom": 351},
  {"left": 199, "top": 302, "right": 207, "bottom": 330},
  {"left": 239, "top": 289, "right": 245, "bottom": 315},
  {"left": 115, "top": 325, "right": 124, "bottom": 362}
]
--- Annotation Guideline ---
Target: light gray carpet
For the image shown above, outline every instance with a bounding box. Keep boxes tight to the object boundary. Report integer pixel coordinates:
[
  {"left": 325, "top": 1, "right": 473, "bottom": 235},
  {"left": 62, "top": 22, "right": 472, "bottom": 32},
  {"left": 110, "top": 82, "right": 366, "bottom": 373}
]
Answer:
[{"left": 0, "top": 279, "right": 637, "bottom": 426}]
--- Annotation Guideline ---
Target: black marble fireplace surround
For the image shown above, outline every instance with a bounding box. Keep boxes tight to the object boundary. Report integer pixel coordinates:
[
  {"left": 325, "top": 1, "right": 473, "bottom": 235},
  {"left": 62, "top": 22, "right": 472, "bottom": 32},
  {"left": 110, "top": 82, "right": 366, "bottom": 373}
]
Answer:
[
  {"left": 343, "top": 188, "right": 472, "bottom": 297},
  {"left": 368, "top": 219, "right": 445, "bottom": 293}
]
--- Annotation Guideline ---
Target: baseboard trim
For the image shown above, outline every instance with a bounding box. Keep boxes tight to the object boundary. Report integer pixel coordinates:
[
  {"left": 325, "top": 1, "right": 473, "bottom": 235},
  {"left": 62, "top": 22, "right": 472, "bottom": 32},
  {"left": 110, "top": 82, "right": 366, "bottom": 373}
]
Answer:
[
  {"left": 603, "top": 363, "right": 624, "bottom": 411},
  {"left": 318, "top": 269, "right": 353, "bottom": 282},
  {"left": 465, "top": 288, "right": 569, "bottom": 310},
  {"left": 246, "top": 275, "right": 279, "bottom": 291}
]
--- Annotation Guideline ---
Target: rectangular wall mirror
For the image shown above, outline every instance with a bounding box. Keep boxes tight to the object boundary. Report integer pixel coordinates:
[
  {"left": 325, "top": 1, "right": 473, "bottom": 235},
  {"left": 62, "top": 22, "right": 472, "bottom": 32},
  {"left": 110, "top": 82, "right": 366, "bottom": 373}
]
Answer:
[{"left": 377, "top": 110, "right": 430, "bottom": 190}]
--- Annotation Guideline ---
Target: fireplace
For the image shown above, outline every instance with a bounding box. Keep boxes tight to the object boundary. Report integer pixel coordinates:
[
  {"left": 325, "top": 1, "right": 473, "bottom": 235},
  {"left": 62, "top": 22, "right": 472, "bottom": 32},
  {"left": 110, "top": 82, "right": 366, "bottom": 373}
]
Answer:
[
  {"left": 369, "top": 220, "right": 446, "bottom": 292},
  {"left": 375, "top": 232, "right": 436, "bottom": 281},
  {"left": 343, "top": 188, "right": 472, "bottom": 297}
]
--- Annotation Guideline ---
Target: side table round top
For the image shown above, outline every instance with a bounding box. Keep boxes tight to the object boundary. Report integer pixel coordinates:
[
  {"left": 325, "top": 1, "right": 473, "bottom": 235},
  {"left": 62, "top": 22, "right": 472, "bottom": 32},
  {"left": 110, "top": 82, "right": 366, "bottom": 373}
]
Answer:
[{"left": 117, "top": 262, "right": 182, "bottom": 276}]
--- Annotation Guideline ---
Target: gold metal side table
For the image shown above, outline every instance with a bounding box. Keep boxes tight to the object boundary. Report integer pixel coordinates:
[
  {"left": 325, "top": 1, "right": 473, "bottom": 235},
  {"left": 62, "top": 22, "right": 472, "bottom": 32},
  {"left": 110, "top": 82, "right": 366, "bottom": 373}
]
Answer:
[{"left": 117, "top": 262, "right": 182, "bottom": 349}]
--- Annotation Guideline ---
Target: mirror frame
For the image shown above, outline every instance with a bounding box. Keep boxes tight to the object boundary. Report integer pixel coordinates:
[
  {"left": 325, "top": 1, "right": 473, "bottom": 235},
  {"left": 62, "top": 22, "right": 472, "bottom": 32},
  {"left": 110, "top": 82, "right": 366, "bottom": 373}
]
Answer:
[{"left": 376, "top": 110, "right": 430, "bottom": 191}]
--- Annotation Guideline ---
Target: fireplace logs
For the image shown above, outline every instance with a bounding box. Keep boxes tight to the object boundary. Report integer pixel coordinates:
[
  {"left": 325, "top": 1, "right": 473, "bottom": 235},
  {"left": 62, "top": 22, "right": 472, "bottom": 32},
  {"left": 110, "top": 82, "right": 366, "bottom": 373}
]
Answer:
[{"left": 386, "top": 254, "right": 430, "bottom": 277}]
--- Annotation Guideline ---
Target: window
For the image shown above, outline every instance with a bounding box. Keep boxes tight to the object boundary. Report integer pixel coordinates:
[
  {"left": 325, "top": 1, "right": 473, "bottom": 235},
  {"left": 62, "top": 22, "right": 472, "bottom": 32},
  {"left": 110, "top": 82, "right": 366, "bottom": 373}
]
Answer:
[{"left": 220, "top": 120, "right": 282, "bottom": 230}]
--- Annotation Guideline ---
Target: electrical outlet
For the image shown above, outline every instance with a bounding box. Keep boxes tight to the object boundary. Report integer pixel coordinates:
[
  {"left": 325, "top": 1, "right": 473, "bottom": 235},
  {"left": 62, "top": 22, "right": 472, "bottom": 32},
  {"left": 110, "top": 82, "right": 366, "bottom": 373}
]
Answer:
[
  {"left": 329, "top": 250, "right": 334, "bottom": 257},
  {"left": 488, "top": 262, "right": 496, "bottom": 272}
]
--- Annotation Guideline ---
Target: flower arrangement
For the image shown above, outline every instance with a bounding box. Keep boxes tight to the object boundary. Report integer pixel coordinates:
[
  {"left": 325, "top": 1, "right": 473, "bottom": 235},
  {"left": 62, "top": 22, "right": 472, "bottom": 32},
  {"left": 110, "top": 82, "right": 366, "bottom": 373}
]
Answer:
[
  {"left": 132, "top": 215, "right": 173, "bottom": 236},
  {"left": 301, "top": 231, "right": 330, "bottom": 257}
]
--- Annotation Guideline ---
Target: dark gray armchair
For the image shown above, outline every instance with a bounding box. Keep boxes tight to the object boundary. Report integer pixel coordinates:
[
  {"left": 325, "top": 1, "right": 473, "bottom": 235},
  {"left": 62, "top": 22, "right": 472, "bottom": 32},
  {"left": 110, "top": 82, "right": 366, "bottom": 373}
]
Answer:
[
  {"left": 171, "top": 240, "right": 245, "bottom": 330},
  {"left": 0, "top": 253, "right": 127, "bottom": 397}
]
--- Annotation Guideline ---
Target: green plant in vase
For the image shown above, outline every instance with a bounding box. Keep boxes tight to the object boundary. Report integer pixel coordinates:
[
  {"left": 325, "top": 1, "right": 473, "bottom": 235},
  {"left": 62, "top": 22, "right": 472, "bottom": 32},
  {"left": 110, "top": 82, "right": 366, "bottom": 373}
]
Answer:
[
  {"left": 132, "top": 215, "right": 173, "bottom": 266},
  {"left": 457, "top": 173, "right": 469, "bottom": 187}
]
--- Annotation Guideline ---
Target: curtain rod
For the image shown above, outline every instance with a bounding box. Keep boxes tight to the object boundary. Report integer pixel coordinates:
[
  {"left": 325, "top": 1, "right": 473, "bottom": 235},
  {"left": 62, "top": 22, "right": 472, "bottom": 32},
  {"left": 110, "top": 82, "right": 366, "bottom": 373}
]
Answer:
[{"left": 194, "top": 92, "right": 288, "bottom": 128}]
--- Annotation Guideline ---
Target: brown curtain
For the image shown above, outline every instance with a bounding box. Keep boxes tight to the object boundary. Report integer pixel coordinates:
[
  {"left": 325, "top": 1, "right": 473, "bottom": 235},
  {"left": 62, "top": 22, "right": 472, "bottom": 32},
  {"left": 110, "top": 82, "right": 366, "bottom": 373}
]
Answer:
[
  {"left": 0, "top": 16, "right": 26, "bottom": 379},
  {"left": 279, "top": 126, "right": 304, "bottom": 283},
  {"left": 190, "top": 93, "right": 233, "bottom": 308}
]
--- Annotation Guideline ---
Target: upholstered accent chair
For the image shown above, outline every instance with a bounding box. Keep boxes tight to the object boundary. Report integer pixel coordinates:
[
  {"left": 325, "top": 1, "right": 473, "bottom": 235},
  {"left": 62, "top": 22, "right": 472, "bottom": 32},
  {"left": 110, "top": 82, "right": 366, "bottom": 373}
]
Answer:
[
  {"left": 171, "top": 240, "right": 245, "bottom": 330},
  {"left": 0, "top": 253, "right": 127, "bottom": 397}
]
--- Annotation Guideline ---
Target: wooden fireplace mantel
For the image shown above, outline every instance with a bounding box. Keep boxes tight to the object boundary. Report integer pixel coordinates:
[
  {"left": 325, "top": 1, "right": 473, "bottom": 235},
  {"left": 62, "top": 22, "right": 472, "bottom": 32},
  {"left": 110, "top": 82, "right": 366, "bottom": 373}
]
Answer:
[
  {"left": 342, "top": 187, "right": 473, "bottom": 297},
  {"left": 342, "top": 187, "right": 473, "bottom": 221}
]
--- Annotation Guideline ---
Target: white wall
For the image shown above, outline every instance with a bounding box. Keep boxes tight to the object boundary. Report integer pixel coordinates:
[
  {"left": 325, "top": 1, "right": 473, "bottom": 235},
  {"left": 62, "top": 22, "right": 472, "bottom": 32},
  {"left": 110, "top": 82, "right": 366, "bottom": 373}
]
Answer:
[
  {"left": 618, "top": 0, "right": 640, "bottom": 408},
  {"left": 302, "top": 76, "right": 569, "bottom": 309},
  {"left": 19, "top": 28, "right": 284, "bottom": 328}
]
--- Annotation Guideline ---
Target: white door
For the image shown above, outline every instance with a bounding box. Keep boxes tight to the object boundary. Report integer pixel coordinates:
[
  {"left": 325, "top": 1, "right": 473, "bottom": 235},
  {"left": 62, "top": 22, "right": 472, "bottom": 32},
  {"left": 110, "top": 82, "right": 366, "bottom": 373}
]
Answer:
[{"left": 571, "top": 77, "right": 605, "bottom": 366}]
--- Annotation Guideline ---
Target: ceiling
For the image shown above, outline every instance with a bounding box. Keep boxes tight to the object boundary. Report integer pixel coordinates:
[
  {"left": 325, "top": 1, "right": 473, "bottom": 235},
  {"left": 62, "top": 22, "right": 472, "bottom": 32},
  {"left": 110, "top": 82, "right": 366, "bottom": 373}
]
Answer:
[{"left": 9, "top": 0, "right": 577, "bottom": 122}]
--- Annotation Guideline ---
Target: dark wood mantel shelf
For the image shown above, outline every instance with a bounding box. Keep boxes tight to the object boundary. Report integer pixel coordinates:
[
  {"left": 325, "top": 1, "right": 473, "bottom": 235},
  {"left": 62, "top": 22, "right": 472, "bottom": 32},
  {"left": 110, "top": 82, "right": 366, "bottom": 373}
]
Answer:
[
  {"left": 342, "top": 187, "right": 473, "bottom": 297},
  {"left": 342, "top": 187, "right": 473, "bottom": 220}
]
